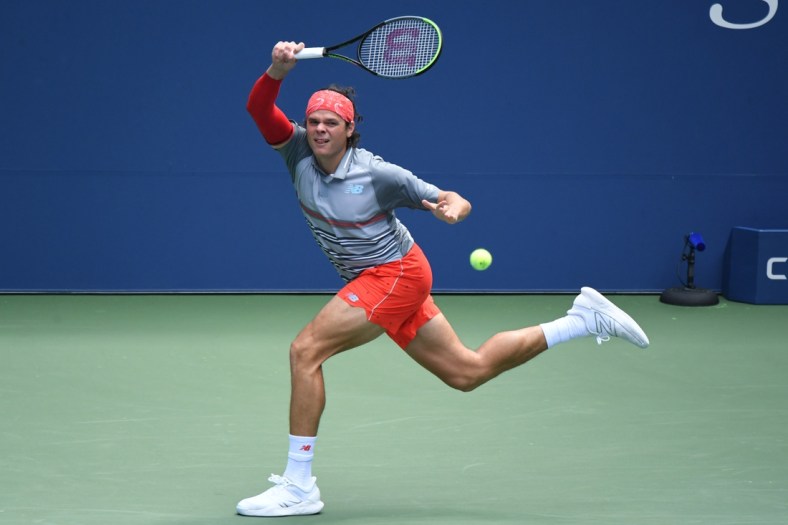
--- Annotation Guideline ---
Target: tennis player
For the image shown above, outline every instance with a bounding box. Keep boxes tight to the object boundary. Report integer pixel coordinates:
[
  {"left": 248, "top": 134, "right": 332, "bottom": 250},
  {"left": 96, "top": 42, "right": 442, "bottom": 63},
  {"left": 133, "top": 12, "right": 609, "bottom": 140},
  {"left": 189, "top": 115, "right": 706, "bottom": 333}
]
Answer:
[{"left": 236, "top": 40, "right": 650, "bottom": 517}]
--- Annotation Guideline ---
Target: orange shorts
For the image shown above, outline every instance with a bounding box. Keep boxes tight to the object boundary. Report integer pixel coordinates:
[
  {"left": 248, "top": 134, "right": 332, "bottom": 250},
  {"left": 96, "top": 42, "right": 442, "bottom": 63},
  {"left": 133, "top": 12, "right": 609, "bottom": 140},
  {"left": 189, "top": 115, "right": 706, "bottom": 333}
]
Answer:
[{"left": 339, "top": 243, "right": 441, "bottom": 349}]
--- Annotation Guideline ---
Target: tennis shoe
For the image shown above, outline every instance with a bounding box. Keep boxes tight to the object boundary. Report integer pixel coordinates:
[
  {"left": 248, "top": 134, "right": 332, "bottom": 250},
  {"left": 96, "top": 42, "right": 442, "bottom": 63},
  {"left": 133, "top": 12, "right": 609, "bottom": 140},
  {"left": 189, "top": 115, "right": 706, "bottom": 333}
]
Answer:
[
  {"left": 569, "top": 287, "right": 650, "bottom": 348},
  {"left": 236, "top": 474, "right": 324, "bottom": 517}
]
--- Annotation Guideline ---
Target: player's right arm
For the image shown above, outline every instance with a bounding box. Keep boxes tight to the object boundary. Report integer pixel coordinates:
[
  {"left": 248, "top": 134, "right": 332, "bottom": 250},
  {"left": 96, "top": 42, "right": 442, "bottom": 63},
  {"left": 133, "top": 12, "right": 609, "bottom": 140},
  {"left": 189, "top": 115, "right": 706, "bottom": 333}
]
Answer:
[
  {"left": 246, "top": 41, "right": 305, "bottom": 148},
  {"left": 267, "top": 41, "right": 304, "bottom": 80}
]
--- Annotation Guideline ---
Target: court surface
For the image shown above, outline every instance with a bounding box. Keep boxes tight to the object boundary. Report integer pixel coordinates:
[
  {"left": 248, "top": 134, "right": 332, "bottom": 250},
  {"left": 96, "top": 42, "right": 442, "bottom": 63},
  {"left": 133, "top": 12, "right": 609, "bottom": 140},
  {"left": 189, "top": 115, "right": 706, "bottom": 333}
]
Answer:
[{"left": 1, "top": 293, "right": 786, "bottom": 525}]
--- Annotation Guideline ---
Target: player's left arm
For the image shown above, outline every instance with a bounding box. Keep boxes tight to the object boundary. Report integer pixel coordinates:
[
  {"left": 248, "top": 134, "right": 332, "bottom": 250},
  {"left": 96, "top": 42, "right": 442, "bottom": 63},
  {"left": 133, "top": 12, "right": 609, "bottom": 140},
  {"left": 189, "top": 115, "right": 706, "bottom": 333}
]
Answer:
[{"left": 422, "top": 190, "right": 471, "bottom": 225}]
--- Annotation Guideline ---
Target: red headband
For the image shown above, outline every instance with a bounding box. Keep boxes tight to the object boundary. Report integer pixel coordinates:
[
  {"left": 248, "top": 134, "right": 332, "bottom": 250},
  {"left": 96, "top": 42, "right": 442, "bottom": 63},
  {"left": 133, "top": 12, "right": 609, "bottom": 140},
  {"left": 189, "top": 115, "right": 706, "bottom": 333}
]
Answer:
[{"left": 305, "top": 90, "right": 355, "bottom": 122}]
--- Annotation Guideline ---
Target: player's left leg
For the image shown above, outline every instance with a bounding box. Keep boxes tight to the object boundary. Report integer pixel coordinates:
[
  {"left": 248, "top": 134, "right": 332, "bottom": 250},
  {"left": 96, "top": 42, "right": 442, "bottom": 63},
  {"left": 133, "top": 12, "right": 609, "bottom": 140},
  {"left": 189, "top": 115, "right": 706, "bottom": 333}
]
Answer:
[
  {"left": 404, "top": 313, "right": 548, "bottom": 392},
  {"left": 404, "top": 287, "right": 649, "bottom": 390}
]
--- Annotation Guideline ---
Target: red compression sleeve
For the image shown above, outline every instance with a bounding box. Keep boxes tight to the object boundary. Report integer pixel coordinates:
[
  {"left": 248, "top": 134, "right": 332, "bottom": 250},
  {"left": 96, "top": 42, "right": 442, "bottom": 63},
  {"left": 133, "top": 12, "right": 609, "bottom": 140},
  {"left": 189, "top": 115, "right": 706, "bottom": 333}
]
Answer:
[{"left": 246, "top": 73, "right": 294, "bottom": 145}]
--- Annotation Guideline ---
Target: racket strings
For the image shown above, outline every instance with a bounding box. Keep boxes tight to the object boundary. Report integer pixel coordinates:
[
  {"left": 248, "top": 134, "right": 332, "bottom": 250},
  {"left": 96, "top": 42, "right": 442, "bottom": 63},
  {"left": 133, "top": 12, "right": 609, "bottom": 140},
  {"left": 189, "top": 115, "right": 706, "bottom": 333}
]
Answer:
[{"left": 359, "top": 19, "right": 441, "bottom": 78}]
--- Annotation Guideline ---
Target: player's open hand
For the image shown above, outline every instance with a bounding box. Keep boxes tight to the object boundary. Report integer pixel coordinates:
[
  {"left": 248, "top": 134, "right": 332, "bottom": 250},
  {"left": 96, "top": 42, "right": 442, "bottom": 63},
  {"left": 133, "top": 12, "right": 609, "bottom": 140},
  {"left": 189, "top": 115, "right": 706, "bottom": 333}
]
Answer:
[{"left": 422, "top": 198, "right": 462, "bottom": 224}]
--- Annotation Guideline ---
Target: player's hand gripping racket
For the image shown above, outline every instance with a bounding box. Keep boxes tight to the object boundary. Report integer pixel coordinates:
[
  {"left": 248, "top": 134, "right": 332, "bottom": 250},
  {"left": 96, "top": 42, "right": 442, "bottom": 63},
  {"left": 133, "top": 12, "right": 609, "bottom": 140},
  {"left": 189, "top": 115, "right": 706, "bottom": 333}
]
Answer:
[{"left": 294, "top": 16, "right": 442, "bottom": 79}]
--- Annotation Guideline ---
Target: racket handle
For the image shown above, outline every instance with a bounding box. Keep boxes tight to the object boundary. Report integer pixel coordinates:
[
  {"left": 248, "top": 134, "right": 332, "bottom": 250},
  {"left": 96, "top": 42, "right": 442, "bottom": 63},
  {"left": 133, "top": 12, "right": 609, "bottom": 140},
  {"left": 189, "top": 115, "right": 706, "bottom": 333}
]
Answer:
[{"left": 295, "top": 47, "right": 326, "bottom": 60}]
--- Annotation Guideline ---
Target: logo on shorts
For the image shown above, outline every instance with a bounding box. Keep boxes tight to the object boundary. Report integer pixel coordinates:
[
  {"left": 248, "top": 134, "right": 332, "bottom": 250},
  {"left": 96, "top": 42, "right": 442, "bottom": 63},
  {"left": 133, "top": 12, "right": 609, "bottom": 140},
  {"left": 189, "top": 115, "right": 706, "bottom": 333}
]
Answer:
[{"left": 347, "top": 293, "right": 359, "bottom": 302}]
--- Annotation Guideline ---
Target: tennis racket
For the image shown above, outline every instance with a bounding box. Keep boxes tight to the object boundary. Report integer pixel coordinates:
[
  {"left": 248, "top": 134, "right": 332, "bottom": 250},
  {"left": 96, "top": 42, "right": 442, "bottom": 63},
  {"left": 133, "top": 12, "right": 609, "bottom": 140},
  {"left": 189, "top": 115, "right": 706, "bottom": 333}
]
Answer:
[{"left": 294, "top": 16, "right": 443, "bottom": 79}]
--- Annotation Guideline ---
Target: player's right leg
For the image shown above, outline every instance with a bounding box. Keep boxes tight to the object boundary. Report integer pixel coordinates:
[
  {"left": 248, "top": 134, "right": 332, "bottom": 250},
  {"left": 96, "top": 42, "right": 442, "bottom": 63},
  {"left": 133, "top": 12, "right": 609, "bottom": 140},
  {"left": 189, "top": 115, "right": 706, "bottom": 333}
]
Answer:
[
  {"left": 236, "top": 295, "right": 384, "bottom": 517},
  {"left": 287, "top": 294, "right": 385, "bottom": 436}
]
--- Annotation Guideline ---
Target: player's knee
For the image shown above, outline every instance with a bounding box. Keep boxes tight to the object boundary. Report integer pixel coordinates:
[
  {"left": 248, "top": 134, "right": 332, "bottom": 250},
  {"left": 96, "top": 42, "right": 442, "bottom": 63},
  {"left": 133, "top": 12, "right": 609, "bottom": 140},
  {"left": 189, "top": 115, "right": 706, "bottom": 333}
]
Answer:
[
  {"left": 444, "top": 372, "right": 485, "bottom": 393},
  {"left": 289, "top": 335, "right": 318, "bottom": 371}
]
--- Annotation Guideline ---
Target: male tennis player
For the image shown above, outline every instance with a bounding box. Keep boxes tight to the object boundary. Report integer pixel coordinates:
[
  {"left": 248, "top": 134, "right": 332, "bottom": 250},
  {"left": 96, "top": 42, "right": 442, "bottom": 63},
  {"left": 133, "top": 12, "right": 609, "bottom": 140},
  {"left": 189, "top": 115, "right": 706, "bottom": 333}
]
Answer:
[{"left": 236, "top": 40, "right": 650, "bottom": 517}]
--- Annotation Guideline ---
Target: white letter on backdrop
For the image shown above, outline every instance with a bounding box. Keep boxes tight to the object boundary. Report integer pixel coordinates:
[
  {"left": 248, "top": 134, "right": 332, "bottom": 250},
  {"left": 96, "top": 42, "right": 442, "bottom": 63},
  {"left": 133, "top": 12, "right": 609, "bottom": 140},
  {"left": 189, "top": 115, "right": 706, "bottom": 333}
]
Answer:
[{"left": 710, "top": 0, "right": 778, "bottom": 29}]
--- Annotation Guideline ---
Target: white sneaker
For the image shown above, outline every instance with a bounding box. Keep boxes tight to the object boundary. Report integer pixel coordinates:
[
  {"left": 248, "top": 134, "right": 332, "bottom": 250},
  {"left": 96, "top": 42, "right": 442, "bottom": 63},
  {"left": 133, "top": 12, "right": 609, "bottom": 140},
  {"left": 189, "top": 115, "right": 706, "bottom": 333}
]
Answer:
[
  {"left": 236, "top": 474, "right": 324, "bottom": 517},
  {"left": 569, "top": 287, "right": 650, "bottom": 348}
]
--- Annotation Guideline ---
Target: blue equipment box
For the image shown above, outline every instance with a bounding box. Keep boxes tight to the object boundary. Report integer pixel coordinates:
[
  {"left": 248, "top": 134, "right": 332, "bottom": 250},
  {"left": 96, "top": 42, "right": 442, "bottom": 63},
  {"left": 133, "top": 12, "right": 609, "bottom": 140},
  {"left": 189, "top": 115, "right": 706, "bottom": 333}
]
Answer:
[{"left": 723, "top": 227, "right": 788, "bottom": 304}]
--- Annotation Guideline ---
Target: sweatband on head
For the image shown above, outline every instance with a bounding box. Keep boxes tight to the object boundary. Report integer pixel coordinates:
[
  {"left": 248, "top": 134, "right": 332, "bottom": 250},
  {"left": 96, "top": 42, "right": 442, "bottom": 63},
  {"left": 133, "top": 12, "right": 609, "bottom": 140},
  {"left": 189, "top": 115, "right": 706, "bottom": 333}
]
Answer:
[{"left": 305, "top": 90, "right": 355, "bottom": 122}]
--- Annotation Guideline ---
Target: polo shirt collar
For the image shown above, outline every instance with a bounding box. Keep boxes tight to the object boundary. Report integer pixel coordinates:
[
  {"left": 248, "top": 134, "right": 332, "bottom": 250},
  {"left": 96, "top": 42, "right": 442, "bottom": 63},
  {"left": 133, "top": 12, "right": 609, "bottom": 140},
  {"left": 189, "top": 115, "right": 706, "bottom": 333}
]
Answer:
[{"left": 315, "top": 148, "right": 354, "bottom": 181}]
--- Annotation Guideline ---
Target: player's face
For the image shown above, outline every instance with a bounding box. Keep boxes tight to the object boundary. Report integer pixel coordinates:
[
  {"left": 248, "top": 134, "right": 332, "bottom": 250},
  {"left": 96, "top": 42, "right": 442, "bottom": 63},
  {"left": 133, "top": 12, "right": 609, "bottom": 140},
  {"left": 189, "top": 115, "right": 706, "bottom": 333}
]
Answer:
[{"left": 306, "top": 110, "right": 354, "bottom": 172}]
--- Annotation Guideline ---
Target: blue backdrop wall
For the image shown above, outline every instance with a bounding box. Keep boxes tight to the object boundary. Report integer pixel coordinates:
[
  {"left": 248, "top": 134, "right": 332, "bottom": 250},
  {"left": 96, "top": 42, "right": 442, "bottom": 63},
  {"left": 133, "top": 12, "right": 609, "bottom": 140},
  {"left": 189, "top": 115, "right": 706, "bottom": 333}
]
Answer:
[{"left": 1, "top": 0, "right": 786, "bottom": 292}]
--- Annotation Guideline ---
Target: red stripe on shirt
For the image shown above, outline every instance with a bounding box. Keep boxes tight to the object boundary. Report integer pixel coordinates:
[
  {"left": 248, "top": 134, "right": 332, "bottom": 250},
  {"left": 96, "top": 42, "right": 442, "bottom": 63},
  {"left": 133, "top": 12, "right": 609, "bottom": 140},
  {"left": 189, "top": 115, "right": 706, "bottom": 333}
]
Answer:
[{"left": 300, "top": 203, "right": 388, "bottom": 228}]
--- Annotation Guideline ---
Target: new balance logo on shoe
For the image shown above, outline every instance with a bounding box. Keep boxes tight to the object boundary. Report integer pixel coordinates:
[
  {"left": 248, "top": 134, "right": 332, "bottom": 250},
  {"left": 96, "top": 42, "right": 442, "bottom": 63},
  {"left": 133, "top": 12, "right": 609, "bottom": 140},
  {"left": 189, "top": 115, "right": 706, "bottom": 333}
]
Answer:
[
  {"left": 575, "top": 287, "right": 649, "bottom": 348},
  {"left": 236, "top": 474, "right": 324, "bottom": 517},
  {"left": 594, "top": 312, "right": 617, "bottom": 337},
  {"left": 277, "top": 495, "right": 302, "bottom": 508}
]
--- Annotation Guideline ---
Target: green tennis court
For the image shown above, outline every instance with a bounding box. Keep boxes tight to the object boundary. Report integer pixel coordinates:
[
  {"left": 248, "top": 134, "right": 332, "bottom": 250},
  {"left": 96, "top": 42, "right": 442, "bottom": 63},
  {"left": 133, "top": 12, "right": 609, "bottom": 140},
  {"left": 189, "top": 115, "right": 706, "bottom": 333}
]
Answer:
[{"left": 1, "top": 294, "right": 786, "bottom": 524}]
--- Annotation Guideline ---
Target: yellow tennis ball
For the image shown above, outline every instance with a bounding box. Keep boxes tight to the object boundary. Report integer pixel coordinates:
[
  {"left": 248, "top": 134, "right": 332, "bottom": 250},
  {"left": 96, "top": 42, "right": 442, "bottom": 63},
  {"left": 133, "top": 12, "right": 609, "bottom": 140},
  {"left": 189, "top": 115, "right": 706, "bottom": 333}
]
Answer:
[{"left": 470, "top": 248, "right": 492, "bottom": 271}]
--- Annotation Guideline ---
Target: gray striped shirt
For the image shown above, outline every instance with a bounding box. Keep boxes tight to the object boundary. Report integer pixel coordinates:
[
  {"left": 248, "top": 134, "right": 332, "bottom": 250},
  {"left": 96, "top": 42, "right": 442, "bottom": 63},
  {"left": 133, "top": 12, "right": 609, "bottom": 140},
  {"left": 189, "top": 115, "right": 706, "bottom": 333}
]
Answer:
[{"left": 278, "top": 123, "right": 440, "bottom": 282}]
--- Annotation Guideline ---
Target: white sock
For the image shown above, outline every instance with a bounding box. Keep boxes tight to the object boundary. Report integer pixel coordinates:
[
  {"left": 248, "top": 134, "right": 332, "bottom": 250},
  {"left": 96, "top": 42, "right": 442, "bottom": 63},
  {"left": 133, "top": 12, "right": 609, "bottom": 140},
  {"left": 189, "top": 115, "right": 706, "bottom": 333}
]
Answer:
[
  {"left": 540, "top": 313, "right": 588, "bottom": 348},
  {"left": 283, "top": 434, "right": 316, "bottom": 488}
]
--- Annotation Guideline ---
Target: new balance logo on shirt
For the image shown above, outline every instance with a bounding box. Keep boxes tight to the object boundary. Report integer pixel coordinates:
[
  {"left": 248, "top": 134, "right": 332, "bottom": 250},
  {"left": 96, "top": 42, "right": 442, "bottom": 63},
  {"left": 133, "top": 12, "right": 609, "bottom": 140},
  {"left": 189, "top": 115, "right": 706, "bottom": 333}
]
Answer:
[{"left": 345, "top": 183, "right": 364, "bottom": 194}]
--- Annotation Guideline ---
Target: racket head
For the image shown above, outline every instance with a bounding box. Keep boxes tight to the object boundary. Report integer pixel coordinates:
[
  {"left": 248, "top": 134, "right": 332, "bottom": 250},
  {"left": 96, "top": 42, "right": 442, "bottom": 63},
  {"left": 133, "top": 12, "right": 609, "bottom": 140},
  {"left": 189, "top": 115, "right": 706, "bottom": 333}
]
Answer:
[{"left": 354, "top": 16, "right": 443, "bottom": 79}]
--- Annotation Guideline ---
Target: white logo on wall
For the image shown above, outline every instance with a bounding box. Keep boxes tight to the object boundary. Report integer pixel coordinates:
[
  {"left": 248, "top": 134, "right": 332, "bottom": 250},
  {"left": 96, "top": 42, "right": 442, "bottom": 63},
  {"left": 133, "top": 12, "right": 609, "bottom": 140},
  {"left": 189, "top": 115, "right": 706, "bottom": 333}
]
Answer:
[
  {"left": 710, "top": 0, "right": 778, "bottom": 29},
  {"left": 766, "top": 257, "right": 787, "bottom": 280}
]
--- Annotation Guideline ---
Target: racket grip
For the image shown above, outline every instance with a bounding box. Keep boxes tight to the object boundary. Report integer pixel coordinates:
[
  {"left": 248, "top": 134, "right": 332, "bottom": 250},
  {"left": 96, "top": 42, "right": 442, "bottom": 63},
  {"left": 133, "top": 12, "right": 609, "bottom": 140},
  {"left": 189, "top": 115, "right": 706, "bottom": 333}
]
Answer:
[{"left": 294, "top": 47, "right": 326, "bottom": 60}]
